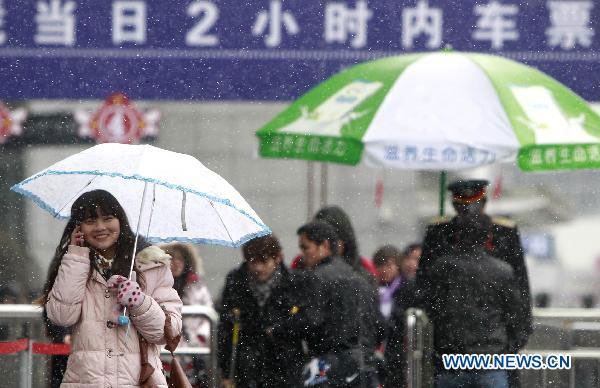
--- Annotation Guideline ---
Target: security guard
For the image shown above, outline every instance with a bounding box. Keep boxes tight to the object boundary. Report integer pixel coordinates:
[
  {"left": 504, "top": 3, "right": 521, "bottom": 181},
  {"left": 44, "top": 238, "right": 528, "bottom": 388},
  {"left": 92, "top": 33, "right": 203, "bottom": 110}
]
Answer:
[{"left": 416, "top": 179, "right": 532, "bottom": 387}]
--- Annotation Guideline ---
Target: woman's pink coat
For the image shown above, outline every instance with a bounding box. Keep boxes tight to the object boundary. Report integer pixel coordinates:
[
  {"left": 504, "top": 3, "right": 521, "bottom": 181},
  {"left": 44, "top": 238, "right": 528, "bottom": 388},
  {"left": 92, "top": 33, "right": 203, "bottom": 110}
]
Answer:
[{"left": 47, "top": 245, "right": 183, "bottom": 388}]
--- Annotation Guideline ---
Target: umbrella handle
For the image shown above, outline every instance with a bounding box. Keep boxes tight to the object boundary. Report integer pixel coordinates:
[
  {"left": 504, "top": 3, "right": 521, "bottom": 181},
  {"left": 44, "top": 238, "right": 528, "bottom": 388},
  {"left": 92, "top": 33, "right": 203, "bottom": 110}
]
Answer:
[
  {"left": 118, "top": 315, "right": 129, "bottom": 326},
  {"left": 117, "top": 182, "right": 151, "bottom": 330}
]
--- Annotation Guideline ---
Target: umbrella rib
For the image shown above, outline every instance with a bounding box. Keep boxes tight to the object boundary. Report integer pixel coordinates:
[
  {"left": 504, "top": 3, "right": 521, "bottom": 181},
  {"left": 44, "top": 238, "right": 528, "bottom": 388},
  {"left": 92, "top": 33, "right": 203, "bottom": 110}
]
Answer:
[
  {"left": 145, "top": 183, "right": 157, "bottom": 237},
  {"left": 209, "top": 200, "right": 234, "bottom": 244},
  {"left": 54, "top": 175, "right": 99, "bottom": 217},
  {"left": 181, "top": 191, "right": 187, "bottom": 231}
]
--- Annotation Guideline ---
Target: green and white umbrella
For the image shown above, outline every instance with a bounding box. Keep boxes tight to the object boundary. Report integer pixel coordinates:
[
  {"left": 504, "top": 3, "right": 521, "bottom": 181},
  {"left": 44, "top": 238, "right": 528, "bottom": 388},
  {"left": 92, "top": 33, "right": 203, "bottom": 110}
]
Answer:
[{"left": 257, "top": 52, "right": 600, "bottom": 172}]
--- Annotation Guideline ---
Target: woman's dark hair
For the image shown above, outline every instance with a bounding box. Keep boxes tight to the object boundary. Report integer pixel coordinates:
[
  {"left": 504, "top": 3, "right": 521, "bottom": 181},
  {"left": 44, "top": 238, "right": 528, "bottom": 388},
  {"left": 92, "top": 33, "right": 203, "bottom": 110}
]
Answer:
[
  {"left": 37, "top": 190, "right": 149, "bottom": 304},
  {"left": 373, "top": 244, "right": 402, "bottom": 268},
  {"left": 160, "top": 242, "right": 199, "bottom": 296},
  {"left": 242, "top": 234, "right": 282, "bottom": 263},
  {"left": 314, "top": 206, "right": 360, "bottom": 271},
  {"left": 297, "top": 221, "right": 339, "bottom": 255},
  {"left": 401, "top": 243, "right": 422, "bottom": 258}
]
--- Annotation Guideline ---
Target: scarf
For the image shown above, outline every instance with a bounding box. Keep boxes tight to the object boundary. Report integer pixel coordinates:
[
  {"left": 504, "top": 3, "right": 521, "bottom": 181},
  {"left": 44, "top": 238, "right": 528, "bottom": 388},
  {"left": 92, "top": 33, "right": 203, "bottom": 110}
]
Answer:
[
  {"left": 378, "top": 276, "right": 402, "bottom": 319},
  {"left": 248, "top": 267, "right": 282, "bottom": 309},
  {"left": 92, "top": 250, "right": 115, "bottom": 280}
]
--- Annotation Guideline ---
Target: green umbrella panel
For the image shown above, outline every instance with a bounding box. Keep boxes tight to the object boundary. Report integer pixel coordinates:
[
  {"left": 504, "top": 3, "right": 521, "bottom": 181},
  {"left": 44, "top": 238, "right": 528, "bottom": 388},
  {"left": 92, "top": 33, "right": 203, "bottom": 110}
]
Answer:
[{"left": 256, "top": 52, "right": 600, "bottom": 172}]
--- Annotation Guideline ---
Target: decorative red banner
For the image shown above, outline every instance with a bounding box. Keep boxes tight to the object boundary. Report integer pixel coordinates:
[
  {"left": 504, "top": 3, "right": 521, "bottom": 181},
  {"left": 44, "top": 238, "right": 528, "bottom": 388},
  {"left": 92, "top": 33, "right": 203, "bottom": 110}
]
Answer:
[
  {"left": 0, "top": 102, "right": 26, "bottom": 144},
  {"left": 0, "top": 338, "right": 28, "bottom": 354},
  {"left": 75, "top": 92, "right": 160, "bottom": 144},
  {"left": 32, "top": 342, "right": 70, "bottom": 355}
]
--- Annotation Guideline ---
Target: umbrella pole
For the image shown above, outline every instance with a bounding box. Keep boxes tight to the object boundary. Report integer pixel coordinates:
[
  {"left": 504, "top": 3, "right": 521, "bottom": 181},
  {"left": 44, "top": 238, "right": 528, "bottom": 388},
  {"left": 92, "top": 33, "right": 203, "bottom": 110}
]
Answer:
[
  {"left": 129, "top": 181, "right": 149, "bottom": 277},
  {"left": 119, "top": 181, "right": 149, "bottom": 329},
  {"left": 439, "top": 171, "right": 447, "bottom": 216}
]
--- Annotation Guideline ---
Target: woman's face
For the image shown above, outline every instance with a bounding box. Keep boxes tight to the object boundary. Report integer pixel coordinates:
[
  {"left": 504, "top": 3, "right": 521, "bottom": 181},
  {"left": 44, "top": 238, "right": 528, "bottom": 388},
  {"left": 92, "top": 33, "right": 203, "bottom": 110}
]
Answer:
[
  {"left": 377, "top": 260, "right": 399, "bottom": 284},
  {"left": 170, "top": 251, "right": 185, "bottom": 278},
  {"left": 80, "top": 209, "right": 120, "bottom": 253},
  {"left": 299, "top": 234, "right": 330, "bottom": 269},
  {"left": 247, "top": 257, "right": 278, "bottom": 283},
  {"left": 400, "top": 248, "right": 421, "bottom": 280}
]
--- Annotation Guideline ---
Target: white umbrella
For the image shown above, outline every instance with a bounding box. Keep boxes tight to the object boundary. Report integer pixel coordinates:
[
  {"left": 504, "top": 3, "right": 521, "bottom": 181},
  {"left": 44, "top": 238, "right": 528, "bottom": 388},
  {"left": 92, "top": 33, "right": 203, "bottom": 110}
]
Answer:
[
  {"left": 257, "top": 52, "right": 600, "bottom": 171},
  {"left": 11, "top": 143, "right": 270, "bottom": 248}
]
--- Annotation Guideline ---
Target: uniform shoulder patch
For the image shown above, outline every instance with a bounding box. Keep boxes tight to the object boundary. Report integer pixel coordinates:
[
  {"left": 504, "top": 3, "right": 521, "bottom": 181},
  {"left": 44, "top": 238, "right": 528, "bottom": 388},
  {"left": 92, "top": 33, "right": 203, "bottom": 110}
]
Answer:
[
  {"left": 492, "top": 216, "right": 516, "bottom": 228},
  {"left": 429, "top": 215, "right": 451, "bottom": 225}
]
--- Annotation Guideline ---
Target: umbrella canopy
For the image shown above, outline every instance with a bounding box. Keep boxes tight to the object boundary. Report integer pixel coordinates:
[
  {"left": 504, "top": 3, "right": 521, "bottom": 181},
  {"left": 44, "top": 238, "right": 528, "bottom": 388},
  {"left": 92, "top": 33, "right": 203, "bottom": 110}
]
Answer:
[
  {"left": 257, "top": 52, "right": 600, "bottom": 172},
  {"left": 11, "top": 143, "right": 270, "bottom": 247}
]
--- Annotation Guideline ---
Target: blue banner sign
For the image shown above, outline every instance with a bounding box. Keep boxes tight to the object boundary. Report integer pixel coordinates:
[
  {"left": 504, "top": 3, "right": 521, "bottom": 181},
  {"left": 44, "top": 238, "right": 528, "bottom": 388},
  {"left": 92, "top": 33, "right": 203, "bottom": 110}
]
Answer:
[{"left": 1, "top": 0, "right": 599, "bottom": 101}]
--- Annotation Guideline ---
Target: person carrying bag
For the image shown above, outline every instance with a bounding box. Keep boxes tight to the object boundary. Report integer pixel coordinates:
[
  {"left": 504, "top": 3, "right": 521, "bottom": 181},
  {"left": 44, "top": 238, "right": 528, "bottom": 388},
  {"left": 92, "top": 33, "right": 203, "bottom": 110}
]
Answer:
[{"left": 140, "top": 306, "right": 193, "bottom": 388}]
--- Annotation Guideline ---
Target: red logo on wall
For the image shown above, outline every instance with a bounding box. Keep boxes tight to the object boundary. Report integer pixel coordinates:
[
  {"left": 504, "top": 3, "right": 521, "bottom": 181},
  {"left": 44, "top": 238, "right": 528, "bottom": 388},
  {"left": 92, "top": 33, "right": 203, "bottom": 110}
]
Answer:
[
  {"left": 75, "top": 93, "right": 160, "bottom": 144},
  {"left": 0, "top": 102, "right": 26, "bottom": 144}
]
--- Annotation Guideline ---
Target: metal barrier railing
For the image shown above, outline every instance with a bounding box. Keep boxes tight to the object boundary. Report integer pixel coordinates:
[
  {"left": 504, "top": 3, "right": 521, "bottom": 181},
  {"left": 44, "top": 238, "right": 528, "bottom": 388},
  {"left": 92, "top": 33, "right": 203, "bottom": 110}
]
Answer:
[
  {"left": 0, "top": 304, "right": 219, "bottom": 388},
  {"left": 406, "top": 308, "right": 600, "bottom": 388},
  {"left": 405, "top": 307, "right": 434, "bottom": 388}
]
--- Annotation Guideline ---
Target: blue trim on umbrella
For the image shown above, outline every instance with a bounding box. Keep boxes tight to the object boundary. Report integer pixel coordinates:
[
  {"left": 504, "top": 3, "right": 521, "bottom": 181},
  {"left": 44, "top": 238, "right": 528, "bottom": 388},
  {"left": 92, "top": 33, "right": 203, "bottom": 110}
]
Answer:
[
  {"left": 146, "top": 228, "right": 272, "bottom": 248},
  {"left": 11, "top": 170, "right": 272, "bottom": 247},
  {"left": 11, "top": 184, "right": 66, "bottom": 218}
]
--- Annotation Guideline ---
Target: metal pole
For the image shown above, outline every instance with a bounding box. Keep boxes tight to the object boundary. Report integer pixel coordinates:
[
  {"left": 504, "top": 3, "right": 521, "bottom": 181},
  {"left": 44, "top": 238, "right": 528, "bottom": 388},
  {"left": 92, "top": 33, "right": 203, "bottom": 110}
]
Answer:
[
  {"left": 307, "top": 162, "right": 315, "bottom": 220},
  {"left": 320, "top": 162, "right": 328, "bottom": 207},
  {"left": 209, "top": 307, "right": 220, "bottom": 388},
  {"left": 406, "top": 308, "right": 418, "bottom": 388},
  {"left": 439, "top": 171, "right": 447, "bottom": 216},
  {"left": 27, "top": 339, "right": 32, "bottom": 388},
  {"left": 542, "top": 364, "right": 548, "bottom": 388},
  {"left": 19, "top": 339, "right": 28, "bottom": 388}
]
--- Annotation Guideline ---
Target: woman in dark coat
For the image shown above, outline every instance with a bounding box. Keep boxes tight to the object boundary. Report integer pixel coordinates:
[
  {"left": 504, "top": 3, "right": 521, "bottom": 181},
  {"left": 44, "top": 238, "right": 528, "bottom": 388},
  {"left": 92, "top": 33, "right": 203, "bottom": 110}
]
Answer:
[
  {"left": 313, "top": 206, "right": 385, "bottom": 387},
  {"left": 42, "top": 307, "right": 71, "bottom": 388},
  {"left": 218, "top": 234, "right": 304, "bottom": 388}
]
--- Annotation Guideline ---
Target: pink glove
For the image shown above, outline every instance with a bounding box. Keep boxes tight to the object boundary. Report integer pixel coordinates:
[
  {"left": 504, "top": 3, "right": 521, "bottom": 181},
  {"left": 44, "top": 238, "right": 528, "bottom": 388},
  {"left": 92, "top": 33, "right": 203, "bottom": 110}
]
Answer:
[{"left": 108, "top": 272, "right": 145, "bottom": 309}]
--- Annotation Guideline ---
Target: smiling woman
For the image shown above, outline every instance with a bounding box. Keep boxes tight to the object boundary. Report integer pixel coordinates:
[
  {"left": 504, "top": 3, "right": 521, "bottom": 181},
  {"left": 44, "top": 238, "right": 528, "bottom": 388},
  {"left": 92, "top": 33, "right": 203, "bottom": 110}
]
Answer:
[
  {"left": 37, "top": 189, "right": 183, "bottom": 387},
  {"left": 79, "top": 210, "right": 121, "bottom": 261},
  {"left": 39, "top": 190, "right": 145, "bottom": 299}
]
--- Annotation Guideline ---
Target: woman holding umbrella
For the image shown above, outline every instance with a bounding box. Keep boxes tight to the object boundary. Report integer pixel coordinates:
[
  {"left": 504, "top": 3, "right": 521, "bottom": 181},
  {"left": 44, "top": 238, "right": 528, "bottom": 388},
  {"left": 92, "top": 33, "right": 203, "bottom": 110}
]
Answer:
[{"left": 39, "top": 189, "right": 183, "bottom": 387}]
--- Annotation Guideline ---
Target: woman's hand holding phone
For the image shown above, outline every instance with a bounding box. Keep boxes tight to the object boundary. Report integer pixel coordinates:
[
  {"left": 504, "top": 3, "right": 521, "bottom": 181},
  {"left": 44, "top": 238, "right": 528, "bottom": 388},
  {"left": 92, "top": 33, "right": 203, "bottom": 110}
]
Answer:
[{"left": 70, "top": 225, "right": 85, "bottom": 247}]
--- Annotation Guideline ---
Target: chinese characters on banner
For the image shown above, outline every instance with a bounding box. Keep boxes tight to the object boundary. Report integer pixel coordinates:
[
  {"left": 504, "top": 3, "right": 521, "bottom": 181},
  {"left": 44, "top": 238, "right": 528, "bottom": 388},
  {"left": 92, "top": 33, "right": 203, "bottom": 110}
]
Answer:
[
  {"left": 519, "top": 144, "right": 600, "bottom": 171},
  {"left": 0, "top": 0, "right": 598, "bottom": 100},
  {"left": 3, "top": 0, "right": 594, "bottom": 50},
  {"left": 383, "top": 144, "right": 496, "bottom": 166}
]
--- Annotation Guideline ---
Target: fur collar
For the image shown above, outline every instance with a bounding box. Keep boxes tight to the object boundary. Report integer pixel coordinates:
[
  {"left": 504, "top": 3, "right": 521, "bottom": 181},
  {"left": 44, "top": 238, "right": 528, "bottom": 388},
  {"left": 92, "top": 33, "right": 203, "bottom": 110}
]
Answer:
[{"left": 135, "top": 245, "right": 171, "bottom": 271}]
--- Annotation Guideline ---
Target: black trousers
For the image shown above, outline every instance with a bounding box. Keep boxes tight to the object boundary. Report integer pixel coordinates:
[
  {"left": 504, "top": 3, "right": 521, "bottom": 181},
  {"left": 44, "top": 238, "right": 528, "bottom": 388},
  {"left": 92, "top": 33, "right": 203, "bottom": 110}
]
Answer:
[{"left": 49, "top": 355, "right": 68, "bottom": 388}]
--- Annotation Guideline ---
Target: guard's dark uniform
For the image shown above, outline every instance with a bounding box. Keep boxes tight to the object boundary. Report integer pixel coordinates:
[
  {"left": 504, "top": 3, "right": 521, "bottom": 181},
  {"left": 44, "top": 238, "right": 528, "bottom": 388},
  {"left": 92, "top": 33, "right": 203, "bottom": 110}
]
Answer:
[
  {"left": 415, "top": 179, "right": 532, "bottom": 388},
  {"left": 417, "top": 214, "right": 532, "bottom": 352}
]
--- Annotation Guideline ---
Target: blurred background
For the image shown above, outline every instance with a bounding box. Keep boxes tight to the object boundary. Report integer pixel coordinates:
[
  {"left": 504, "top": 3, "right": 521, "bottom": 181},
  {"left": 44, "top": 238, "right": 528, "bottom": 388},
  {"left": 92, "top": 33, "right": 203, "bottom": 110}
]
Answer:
[
  {"left": 3, "top": 98, "right": 600, "bottom": 308},
  {"left": 1, "top": 0, "right": 600, "bottom": 314}
]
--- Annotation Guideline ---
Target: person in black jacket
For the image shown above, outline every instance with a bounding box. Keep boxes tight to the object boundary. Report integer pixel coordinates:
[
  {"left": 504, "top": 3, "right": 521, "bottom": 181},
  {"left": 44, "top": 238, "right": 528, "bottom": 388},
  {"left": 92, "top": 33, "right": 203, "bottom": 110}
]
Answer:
[
  {"left": 417, "top": 180, "right": 531, "bottom": 326},
  {"left": 422, "top": 217, "right": 527, "bottom": 388},
  {"left": 270, "top": 221, "right": 365, "bottom": 387},
  {"left": 42, "top": 307, "right": 71, "bottom": 388},
  {"left": 417, "top": 180, "right": 532, "bottom": 388},
  {"left": 218, "top": 234, "right": 304, "bottom": 388},
  {"left": 314, "top": 206, "right": 385, "bottom": 386}
]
